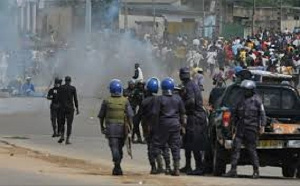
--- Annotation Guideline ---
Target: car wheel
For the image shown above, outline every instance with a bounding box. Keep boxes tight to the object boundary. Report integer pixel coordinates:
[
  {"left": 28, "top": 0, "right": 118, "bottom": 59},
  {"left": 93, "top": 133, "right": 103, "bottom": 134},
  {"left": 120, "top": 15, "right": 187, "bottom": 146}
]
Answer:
[
  {"left": 282, "top": 165, "right": 296, "bottom": 178},
  {"left": 213, "top": 140, "right": 226, "bottom": 176}
]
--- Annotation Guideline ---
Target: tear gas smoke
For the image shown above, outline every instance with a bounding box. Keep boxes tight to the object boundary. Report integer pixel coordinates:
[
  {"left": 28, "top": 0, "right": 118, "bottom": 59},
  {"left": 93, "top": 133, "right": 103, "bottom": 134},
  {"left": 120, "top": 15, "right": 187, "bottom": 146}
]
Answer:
[
  {"left": 1, "top": 1, "right": 169, "bottom": 100},
  {"left": 35, "top": 2, "right": 168, "bottom": 98}
]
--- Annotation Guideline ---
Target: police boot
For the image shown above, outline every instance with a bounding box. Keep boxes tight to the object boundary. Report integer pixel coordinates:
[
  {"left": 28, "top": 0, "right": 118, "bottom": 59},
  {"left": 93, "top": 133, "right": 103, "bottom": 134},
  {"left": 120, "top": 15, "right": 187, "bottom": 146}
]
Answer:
[
  {"left": 136, "top": 135, "right": 143, "bottom": 144},
  {"left": 156, "top": 156, "right": 164, "bottom": 174},
  {"left": 65, "top": 136, "right": 71, "bottom": 145},
  {"left": 58, "top": 135, "right": 64, "bottom": 144},
  {"left": 252, "top": 169, "right": 260, "bottom": 179},
  {"left": 180, "top": 163, "right": 192, "bottom": 173},
  {"left": 187, "top": 167, "right": 205, "bottom": 176},
  {"left": 164, "top": 158, "right": 171, "bottom": 175},
  {"left": 222, "top": 169, "right": 237, "bottom": 178},
  {"left": 171, "top": 161, "right": 180, "bottom": 176},
  {"left": 112, "top": 163, "right": 123, "bottom": 176},
  {"left": 187, "top": 160, "right": 205, "bottom": 176},
  {"left": 150, "top": 163, "right": 157, "bottom": 174}
]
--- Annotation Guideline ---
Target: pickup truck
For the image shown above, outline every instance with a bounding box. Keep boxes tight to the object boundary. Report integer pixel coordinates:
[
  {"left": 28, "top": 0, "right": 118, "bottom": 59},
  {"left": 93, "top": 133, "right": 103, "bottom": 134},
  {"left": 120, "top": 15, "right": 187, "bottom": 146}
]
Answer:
[{"left": 207, "top": 82, "right": 300, "bottom": 178}]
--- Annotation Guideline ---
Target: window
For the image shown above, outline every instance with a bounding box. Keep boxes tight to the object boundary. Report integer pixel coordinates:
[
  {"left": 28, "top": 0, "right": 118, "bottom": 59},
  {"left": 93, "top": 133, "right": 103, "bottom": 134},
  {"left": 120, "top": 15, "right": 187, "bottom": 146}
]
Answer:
[
  {"left": 260, "top": 89, "right": 280, "bottom": 109},
  {"left": 282, "top": 90, "right": 297, "bottom": 109}
]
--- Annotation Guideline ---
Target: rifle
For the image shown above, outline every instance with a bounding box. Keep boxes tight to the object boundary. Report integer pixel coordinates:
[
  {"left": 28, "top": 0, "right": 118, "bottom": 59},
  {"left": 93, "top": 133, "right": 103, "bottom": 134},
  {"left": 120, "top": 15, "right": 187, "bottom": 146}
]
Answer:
[{"left": 124, "top": 115, "right": 133, "bottom": 159}]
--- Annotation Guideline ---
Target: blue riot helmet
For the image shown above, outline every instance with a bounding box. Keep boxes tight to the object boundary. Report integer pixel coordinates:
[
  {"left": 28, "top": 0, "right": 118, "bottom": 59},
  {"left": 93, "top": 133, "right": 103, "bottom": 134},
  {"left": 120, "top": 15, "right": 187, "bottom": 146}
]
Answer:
[
  {"left": 146, "top": 77, "right": 160, "bottom": 94},
  {"left": 234, "top": 66, "right": 243, "bottom": 74},
  {"left": 161, "top": 77, "right": 175, "bottom": 96},
  {"left": 109, "top": 79, "right": 123, "bottom": 96}
]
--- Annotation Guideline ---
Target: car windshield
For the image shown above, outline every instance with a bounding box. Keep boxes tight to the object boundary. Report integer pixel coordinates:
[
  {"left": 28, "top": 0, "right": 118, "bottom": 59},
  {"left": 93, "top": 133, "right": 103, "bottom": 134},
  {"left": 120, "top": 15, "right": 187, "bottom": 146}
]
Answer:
[{"left": 223, "top": 86, "right": 297, "bottom": 110}]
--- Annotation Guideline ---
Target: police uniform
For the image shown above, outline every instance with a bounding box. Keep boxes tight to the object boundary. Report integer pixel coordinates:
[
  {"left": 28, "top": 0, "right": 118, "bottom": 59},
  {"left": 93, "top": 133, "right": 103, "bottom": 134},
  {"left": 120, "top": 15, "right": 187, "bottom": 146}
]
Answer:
[
  {"left": 231, "top": 94, "right": 266, "bottom": 173},
  {"left": 57, "top": 78, "right": 79, "bottom": 144},
  {"left": 98, "top": 96, "right": 133, "bottom": 175},
  {"left": 139, "top": 93, "right": 171, "bottom": 174},
  {"left": 224, "top": 80, "right": 266, "bottom": 178},
  {"left": 47, "top": 84, "right": 61, "bottom": 137},
  {"left": 181, "top": 79, "right": 208, "bottom": 175},
  {"left": 152, "top": 93, "right": 186, "bottom": 176},
  {"left": 131, "top": 84, "right": 145, "bottom": 143}
]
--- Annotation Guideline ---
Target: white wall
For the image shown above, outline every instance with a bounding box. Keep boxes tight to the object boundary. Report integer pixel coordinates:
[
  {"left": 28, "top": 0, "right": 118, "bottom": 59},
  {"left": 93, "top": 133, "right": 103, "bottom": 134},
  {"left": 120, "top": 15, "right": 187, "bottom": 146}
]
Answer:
[{"left": 281, "top": 20, "right": 300, "bottom": 32}]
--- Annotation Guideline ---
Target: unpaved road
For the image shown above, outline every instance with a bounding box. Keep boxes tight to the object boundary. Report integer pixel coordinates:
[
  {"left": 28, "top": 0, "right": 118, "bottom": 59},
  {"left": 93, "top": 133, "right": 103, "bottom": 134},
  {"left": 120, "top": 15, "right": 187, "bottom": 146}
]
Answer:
[{"left": 0, "top": 97, "right": 299, "bottom": 186}]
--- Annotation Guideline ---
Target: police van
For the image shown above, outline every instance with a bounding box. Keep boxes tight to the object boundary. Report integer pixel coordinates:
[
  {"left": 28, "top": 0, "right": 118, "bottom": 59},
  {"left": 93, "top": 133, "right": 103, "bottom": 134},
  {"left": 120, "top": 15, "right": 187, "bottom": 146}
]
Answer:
[{"left": 207, "top": 69, "right": 300, "bottom": 178}]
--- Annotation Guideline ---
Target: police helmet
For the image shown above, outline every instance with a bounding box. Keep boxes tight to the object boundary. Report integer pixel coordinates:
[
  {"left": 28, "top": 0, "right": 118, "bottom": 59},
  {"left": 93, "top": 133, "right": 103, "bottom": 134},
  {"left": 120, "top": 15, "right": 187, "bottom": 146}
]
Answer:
[
  {"left": 234, "top": 66, "right": 243, "bottom": 74},
  {"left": 161, "top": 77, "right": 175, "bottom": 95},
  {"left": 54, "top": 78, "right": 62, "bottom": 85},
  {"left": 281, "top": 81, "right": 290, "bottom": 86},
  {"left": 146, "top": 77, "right": 160, "bottom": 94},
  {"left": 179, "top": 67, "right": 191, "bottom": 81},
  {"left": 109, "top": 79, "right": 123, "bottom": 95},
  {"left": 240, "top": 80, "right": 256, "bottom": 90},
  {"left": 65, "top": 76, "right": 71, "bottom": 82}
]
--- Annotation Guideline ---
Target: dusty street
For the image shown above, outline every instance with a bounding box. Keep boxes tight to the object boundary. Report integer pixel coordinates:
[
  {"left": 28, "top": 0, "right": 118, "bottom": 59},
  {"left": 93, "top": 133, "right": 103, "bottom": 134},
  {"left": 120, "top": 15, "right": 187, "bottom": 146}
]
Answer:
[{"left": 0, "top": 97, "right": 299, "bottom": 186}]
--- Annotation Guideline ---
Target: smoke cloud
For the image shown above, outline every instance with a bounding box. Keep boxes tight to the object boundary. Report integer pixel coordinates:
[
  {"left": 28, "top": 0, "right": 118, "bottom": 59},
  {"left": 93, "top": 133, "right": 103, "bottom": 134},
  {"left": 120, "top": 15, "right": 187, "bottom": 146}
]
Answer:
[{"left": 0, "top": 1, "right": 168, "bottom": 99}]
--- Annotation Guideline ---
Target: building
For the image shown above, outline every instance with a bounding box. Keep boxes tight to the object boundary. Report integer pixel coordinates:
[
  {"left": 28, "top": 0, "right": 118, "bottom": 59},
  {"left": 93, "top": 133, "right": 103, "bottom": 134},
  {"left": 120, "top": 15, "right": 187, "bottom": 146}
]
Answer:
[
  {"left": 120, "top": 0, "right": 204, "bottom": 38},
  {"left": 16, "top": 0, "right": 82, "bottom": 45}
]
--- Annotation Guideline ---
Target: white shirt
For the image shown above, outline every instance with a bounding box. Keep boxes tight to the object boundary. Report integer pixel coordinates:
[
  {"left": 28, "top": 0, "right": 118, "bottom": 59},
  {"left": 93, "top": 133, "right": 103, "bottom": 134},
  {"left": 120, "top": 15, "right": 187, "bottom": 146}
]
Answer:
[{"left": 206, "top": 51, "right": 217, "bottom": 65}]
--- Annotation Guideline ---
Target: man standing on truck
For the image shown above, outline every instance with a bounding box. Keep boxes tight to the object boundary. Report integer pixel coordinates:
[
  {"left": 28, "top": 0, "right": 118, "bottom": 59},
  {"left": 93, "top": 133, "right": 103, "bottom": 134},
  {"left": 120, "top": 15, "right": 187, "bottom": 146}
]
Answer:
[{"left": 223, "top": 80, "right": 266, "bottom": 179}]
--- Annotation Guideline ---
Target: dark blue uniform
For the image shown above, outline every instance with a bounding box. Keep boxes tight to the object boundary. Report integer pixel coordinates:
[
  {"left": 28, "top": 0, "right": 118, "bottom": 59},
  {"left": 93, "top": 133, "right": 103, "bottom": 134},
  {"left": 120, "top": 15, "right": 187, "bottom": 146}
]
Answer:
[
  {"left": 47, "top": 86, "right": 61, "bottom": 136},
  {"left": 140, "top": 94, "right": 170, "bottom": 172},
  {"left": 231, "top": 94, "right": 266, "bottom": 171},
  {"left": 58, "top": 84, "right": 78, "bottom": 140},
  {"left": 181, "top": 80, "right": 208, "bottom": 174},
  {"left": 152, "top": 94, "right": 186, "bottom": 163}
]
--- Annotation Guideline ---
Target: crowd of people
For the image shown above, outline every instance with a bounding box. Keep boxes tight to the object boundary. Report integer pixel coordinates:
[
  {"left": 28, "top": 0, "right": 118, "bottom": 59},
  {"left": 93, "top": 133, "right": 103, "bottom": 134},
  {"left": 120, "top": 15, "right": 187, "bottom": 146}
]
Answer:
[{"left": 149, "top": 28, "right": 300, "bottom": 87}]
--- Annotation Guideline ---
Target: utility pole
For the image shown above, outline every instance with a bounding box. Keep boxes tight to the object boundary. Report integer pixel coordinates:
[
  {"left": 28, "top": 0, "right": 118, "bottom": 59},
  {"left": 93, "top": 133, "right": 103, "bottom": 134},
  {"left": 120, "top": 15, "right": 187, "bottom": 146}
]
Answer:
[
  {"left": 202, "top": 0, "right": 205, "bottom": 37},
  {"left": 152, "top": 0, "right": 156, "bottom": 34},
  {"left": 85, "top": 0, "right": 92, "bottom": 36},
  {"left": 280, "top": 0, "right": 282, "bottom": 32},
  {"left": 252, "top": 0, "right": 255, "bottom": 36},
  {"left": 124, "top": 0, "right": 128, "bottom": 31}
]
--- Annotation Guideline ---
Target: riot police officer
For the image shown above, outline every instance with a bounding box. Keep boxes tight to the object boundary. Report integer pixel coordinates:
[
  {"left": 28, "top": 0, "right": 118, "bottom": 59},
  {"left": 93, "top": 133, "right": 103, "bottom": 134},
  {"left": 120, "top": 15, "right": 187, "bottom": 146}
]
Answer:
[
  {"left": 223, "top": 80, "right": 266, "bottom": 179},
  {"left": 98, "top": 79, "right": 134, "bottom": 176},
  {"left": 179, "top": 67, "right": 208, "bottom": 176},
  {"left": 152, "top": 78, "right": 186, "bottom": 176},
  {"left": 47, "top": 78, "right": 62, "bottom": 137},
  {"left": 123, "top": 80, "right": 135, "bottom": 98},
  {"left": 57, "top": 76, "right": 79, "bottom": 145},
  {"left": 139, "top": 77, "right": 171, "bottom": 174},
  {"left": 131, "top": 81, "right": 145, "bottom": 143}
]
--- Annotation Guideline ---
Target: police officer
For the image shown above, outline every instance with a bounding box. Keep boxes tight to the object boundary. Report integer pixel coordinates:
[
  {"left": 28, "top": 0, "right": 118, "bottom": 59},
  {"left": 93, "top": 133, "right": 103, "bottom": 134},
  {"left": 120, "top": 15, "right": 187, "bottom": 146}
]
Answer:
[
  {"left": 47, "top": 78, "right": 62, "bottom": 137},
  {"left": 98, "top": 79, "right": 134, "bottom": 176},
  {"left": 139, "top": 77, "right": 171, "bottom": 174},
  {"left": 123, "top": 80, "right": 135, "bottom": 98},
  {"left": 179, "top": 67, "right": 207, "bottom": 176},
  {"left": 58, "top": 76, "right": 79, "bottom": 145},
  {"left": 152, "top": 78, "right": 186, "bottom": 176},
  {"left": 131, "top": 81, "right": 145, "bottom": 143},
  {"left": 223, "top": 80, "right": 266, "bottom": 179}
]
